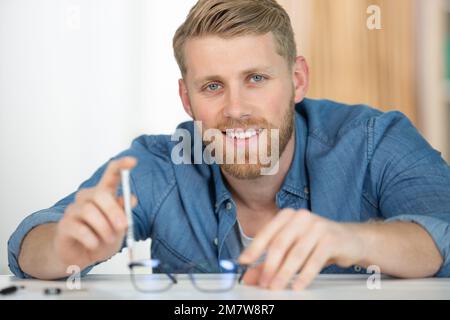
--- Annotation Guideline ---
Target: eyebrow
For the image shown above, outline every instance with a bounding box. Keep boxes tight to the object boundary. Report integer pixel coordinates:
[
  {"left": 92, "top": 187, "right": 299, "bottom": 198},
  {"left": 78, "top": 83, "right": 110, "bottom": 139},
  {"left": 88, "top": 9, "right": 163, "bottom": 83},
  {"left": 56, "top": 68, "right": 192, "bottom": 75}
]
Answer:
[{"left": 193, "top": 66, "right": 276, "bottom": 87}]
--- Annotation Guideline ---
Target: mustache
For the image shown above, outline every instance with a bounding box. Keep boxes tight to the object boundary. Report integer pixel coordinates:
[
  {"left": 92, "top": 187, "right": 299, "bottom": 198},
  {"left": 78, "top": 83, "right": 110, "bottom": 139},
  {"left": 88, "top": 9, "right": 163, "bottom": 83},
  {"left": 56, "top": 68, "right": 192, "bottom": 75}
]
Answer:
[{"left": 215, "top": 118, "right": 271, "bottom": 132}]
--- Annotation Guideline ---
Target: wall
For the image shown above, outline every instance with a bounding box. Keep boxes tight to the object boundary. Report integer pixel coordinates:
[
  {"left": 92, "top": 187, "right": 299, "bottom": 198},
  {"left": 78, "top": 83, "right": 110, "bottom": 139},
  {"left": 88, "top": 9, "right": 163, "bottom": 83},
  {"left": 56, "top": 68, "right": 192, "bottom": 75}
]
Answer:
[
  {"left": 278, "top": 0, "right": 449, "bottom": 161},
  {"left": 0, "top": 0, "right": 195, "bottom": 275}
]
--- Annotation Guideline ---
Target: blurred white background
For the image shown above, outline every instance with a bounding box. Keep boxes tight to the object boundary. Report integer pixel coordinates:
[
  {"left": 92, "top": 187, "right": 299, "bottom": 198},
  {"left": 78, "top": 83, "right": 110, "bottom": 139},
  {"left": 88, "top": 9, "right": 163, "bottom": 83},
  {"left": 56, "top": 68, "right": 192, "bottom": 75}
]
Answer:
[{"left": 0, "top": 0, "right": 195, "bottom": 274}]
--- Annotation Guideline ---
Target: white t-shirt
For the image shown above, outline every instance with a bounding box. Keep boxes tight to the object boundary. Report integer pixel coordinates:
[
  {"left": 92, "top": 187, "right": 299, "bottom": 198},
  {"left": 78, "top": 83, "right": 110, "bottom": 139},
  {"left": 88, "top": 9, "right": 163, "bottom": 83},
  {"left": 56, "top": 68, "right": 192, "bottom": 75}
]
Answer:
[
  {"left": 237, "top": 219, "right": 254, "bottom": 249},
  {"left": 236, "top": 220, "right": 266, "bottom": 264}
]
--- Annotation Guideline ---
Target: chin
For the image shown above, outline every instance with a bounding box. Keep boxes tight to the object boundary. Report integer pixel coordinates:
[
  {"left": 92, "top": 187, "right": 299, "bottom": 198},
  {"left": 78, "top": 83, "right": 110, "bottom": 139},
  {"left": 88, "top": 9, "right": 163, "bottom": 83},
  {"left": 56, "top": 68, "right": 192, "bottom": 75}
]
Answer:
[{"left": 220, "top": 163, "right": 268, "bottom": 180}]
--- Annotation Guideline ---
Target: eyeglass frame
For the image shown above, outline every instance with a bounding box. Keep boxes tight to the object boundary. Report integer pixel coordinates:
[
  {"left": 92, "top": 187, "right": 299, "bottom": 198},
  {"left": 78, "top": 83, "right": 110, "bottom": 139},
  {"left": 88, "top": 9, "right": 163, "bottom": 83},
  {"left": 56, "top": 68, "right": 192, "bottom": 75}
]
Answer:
[{"left": 127, "top": 258, "right": 255, "bottom": 293}]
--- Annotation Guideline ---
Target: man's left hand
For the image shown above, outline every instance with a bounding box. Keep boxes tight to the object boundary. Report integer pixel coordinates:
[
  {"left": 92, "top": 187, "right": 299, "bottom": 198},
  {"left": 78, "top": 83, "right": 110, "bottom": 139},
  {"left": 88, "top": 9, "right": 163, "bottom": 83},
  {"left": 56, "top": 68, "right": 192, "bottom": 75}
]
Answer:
[{"left": 238, "top": 209, "right": 367, "bottom": 291}]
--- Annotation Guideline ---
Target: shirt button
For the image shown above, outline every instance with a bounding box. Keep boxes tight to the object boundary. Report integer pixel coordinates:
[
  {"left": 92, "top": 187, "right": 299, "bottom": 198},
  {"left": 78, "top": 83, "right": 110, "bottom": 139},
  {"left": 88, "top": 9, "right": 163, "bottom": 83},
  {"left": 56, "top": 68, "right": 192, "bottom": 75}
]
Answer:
[
  {"left": 213, "top": 238, "right": 219, "bottom": 246},
  {"left": 303, "top": 187, "right": 309, "bottom": 194},
  {"left": 353, "top": 265, "right": 362, "bottom": 272},
  {"left": 226, "top": 202, "right": 233, "bottom": 211}
]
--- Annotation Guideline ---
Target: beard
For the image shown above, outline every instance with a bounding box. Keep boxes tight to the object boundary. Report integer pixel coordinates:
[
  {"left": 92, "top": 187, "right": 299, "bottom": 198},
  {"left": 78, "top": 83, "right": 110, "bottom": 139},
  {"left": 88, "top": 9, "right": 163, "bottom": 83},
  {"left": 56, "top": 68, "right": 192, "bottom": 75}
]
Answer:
[{"left": 199, "top": 94, "right": 295, "bottom": 180}]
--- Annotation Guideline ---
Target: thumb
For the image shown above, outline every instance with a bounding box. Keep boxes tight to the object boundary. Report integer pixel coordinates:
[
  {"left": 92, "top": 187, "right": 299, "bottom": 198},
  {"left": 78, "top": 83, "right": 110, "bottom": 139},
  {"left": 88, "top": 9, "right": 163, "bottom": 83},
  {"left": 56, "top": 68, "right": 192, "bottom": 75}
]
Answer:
[{"left": 117, "top": 194, "right": 138, "bottom": 208}]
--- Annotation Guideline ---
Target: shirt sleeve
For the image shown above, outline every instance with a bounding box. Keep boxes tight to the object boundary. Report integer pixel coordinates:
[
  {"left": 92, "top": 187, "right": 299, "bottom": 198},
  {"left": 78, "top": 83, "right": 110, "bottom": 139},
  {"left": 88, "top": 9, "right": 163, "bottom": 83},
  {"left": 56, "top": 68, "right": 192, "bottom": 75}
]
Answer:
[
  {"left": 368, "top": 111, "right": 450, "bottom": 277},
  {"left": 7, "top": 141, "right": 149, "bottom": 279}
]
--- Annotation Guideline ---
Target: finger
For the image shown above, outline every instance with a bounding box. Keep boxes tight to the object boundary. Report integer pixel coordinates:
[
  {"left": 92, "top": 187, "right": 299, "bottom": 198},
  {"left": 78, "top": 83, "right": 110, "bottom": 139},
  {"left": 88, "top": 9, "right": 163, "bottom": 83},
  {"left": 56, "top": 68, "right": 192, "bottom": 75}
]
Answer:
[
  {"left": 258, "top": 216, "right": 312, "bottom": 288},
  {"left": 269, "top": 229, "right": 321, "bottom": 290},
  {"left": 239, "top": 209, "right": 298, "bottom": 264},
  {"left": 64, "top": 219, "right": 100, "bottom": 251},
  {"left": 241, "top": 264, "right": 264, "bottom": 286},
  {"left": 292, "top": 243, "right": 330, "bottom": 291},
  {"left": 98, "top": 157, "right": 137, "bottom": 192},
  {"left": 79, "top": 202, "right": 116, "bottom": 244},
  {"left": 75, "top": 188, "right": 92, "bottom": 203},
  {"left": 81, "top": 188, "right": 128, "bottom": 232}
]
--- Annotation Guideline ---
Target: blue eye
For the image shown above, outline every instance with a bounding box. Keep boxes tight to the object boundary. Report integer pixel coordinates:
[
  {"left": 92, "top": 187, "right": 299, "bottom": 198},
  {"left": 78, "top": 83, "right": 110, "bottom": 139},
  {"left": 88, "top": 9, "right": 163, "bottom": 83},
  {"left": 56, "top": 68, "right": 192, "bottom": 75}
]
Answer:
[
  {"left": 206, "top": 83, "right": 222, "bottom": 91},
  {"left": 250, "top": 74, "right": 265, "bottom": 83}
]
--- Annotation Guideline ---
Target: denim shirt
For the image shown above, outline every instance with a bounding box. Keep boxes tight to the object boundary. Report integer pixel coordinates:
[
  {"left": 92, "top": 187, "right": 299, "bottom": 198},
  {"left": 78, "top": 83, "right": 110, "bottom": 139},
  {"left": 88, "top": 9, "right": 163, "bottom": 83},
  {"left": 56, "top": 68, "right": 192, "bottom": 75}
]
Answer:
[{"left": 8, "top": 98, "right": 450, "bottom": 278}]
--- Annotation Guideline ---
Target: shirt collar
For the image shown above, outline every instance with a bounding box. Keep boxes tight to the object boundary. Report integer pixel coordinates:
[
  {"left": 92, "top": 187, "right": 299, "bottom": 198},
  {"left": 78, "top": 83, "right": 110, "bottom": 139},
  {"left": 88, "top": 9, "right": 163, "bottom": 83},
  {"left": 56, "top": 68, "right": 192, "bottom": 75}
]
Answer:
[{"left": 211, "top": 102, "right": 310, "bottom": 212}]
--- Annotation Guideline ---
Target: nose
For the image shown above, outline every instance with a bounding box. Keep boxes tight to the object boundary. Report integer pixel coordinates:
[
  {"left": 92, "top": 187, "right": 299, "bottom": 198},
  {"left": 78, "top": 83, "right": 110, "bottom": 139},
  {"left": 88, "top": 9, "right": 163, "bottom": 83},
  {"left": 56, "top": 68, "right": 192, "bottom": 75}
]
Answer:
[{"left": 222, "top": 84, "right": 251, "bottom": 120}]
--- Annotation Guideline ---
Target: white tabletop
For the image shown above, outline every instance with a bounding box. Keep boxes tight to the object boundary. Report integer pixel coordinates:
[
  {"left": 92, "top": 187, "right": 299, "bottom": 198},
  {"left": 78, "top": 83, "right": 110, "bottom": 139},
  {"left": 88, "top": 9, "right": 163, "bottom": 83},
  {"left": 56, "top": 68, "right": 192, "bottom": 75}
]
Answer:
[{"left": 1, "top": 274, "right": 450, "bottom": 300}]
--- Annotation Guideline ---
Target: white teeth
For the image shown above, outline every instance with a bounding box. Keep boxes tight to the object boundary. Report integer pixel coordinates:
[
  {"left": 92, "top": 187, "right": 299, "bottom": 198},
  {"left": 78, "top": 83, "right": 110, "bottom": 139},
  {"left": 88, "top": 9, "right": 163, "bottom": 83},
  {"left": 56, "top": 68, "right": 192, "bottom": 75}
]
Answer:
[
  {"left": 225, "top": 131, "right": 234, "bottom": 139},
  {"left": 225, "top": 129, "right": 259, "bottom": 140}
]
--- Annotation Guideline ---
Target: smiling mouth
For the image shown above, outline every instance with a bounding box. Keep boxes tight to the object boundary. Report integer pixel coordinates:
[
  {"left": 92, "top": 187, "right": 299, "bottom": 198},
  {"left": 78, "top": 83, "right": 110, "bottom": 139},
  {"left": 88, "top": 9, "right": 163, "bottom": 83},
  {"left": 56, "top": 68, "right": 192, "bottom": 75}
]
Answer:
[{"left": 222, "top": 128, "right": 264, "bottom": 140}]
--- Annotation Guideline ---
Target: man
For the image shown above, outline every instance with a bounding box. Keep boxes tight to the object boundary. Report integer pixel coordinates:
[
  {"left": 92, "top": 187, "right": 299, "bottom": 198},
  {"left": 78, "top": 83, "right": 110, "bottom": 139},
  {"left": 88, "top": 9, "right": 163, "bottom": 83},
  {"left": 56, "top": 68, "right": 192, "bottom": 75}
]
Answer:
[{"left": 8, "top": 0, "right": 450, "bottom": 291}]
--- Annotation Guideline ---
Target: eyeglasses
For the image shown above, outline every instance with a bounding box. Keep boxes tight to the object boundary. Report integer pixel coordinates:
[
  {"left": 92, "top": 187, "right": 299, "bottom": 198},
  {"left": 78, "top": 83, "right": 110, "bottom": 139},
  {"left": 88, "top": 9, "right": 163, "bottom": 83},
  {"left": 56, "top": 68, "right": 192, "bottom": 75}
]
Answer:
[{"left": 128, "top": 259, "right": 253, "bottom": 293}]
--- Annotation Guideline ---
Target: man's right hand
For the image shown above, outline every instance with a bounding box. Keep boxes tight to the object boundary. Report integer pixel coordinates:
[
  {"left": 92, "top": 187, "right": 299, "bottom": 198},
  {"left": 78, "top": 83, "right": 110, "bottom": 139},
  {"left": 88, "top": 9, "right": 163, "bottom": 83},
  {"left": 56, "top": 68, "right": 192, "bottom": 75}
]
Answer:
[{"left": 53, "top": 157, "right": 138, "bottom": 270}]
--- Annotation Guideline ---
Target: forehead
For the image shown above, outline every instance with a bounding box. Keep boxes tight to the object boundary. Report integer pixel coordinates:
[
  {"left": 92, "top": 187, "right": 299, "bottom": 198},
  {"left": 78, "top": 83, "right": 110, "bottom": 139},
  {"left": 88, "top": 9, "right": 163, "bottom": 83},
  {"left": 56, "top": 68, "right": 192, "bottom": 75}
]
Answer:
[{"left": 183, "top": 33, "right": 287, "bottom": 79}]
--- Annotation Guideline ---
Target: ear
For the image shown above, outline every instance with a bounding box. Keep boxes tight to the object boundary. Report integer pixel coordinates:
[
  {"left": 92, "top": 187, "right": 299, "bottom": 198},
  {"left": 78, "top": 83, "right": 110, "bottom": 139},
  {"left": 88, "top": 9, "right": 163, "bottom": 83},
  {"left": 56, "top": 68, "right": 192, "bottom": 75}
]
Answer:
[
  {"left": 292, "top": 56, "right": 309, "bottom": 103},
  {"left": 178, "top": 78, "right": 194, "bottom": 118}
]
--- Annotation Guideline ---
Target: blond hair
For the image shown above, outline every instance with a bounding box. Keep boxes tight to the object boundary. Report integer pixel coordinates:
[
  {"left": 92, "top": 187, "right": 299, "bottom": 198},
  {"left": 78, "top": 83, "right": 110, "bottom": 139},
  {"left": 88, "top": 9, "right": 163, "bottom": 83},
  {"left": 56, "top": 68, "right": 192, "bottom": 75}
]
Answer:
[{"left": 173, "top": 0, "right": 297, "bottom": 76}]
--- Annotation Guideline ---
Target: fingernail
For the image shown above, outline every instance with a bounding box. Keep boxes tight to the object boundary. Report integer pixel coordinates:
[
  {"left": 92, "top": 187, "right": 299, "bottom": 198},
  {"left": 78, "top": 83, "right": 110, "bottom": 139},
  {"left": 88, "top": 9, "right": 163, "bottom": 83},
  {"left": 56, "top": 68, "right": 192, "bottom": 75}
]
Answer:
[
  {"left": 292, "top": 282, "right": 305, "bottom": 291},
  {"left": 259, "top": 275, "right": 269, "bottom": 288},
  {"left": 270, "top": 278, "right": 285, "bottom": 290}
]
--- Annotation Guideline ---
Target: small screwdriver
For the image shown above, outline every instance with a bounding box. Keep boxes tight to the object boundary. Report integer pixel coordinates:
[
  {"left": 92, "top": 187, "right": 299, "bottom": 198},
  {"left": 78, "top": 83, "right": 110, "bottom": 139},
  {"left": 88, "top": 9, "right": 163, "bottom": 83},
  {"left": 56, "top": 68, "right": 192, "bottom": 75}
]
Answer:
[{"left": 0, "top": 285, "right": 24, "bottom": 295}]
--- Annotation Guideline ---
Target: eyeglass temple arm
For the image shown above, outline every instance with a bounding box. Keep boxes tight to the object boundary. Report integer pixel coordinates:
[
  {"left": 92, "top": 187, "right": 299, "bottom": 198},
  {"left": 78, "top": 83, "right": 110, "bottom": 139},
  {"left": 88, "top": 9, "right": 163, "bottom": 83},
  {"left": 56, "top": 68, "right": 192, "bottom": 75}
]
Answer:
[
  {"left": 238, "top": 266, "right": 248, "bottom": 284},
  {"left": 167, "top": 273, "right": 178, "bottom": 284},
  {"left": 236, "top": 257, "right": 266, "bottom": 284}
]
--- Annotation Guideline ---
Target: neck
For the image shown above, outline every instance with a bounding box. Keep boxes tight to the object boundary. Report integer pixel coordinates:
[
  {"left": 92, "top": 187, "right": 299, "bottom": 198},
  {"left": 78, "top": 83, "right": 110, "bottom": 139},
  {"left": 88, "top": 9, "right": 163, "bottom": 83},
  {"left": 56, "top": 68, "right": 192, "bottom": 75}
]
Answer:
[{"left": 221, "top": 132, "right": 296, "bottom": 211}]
